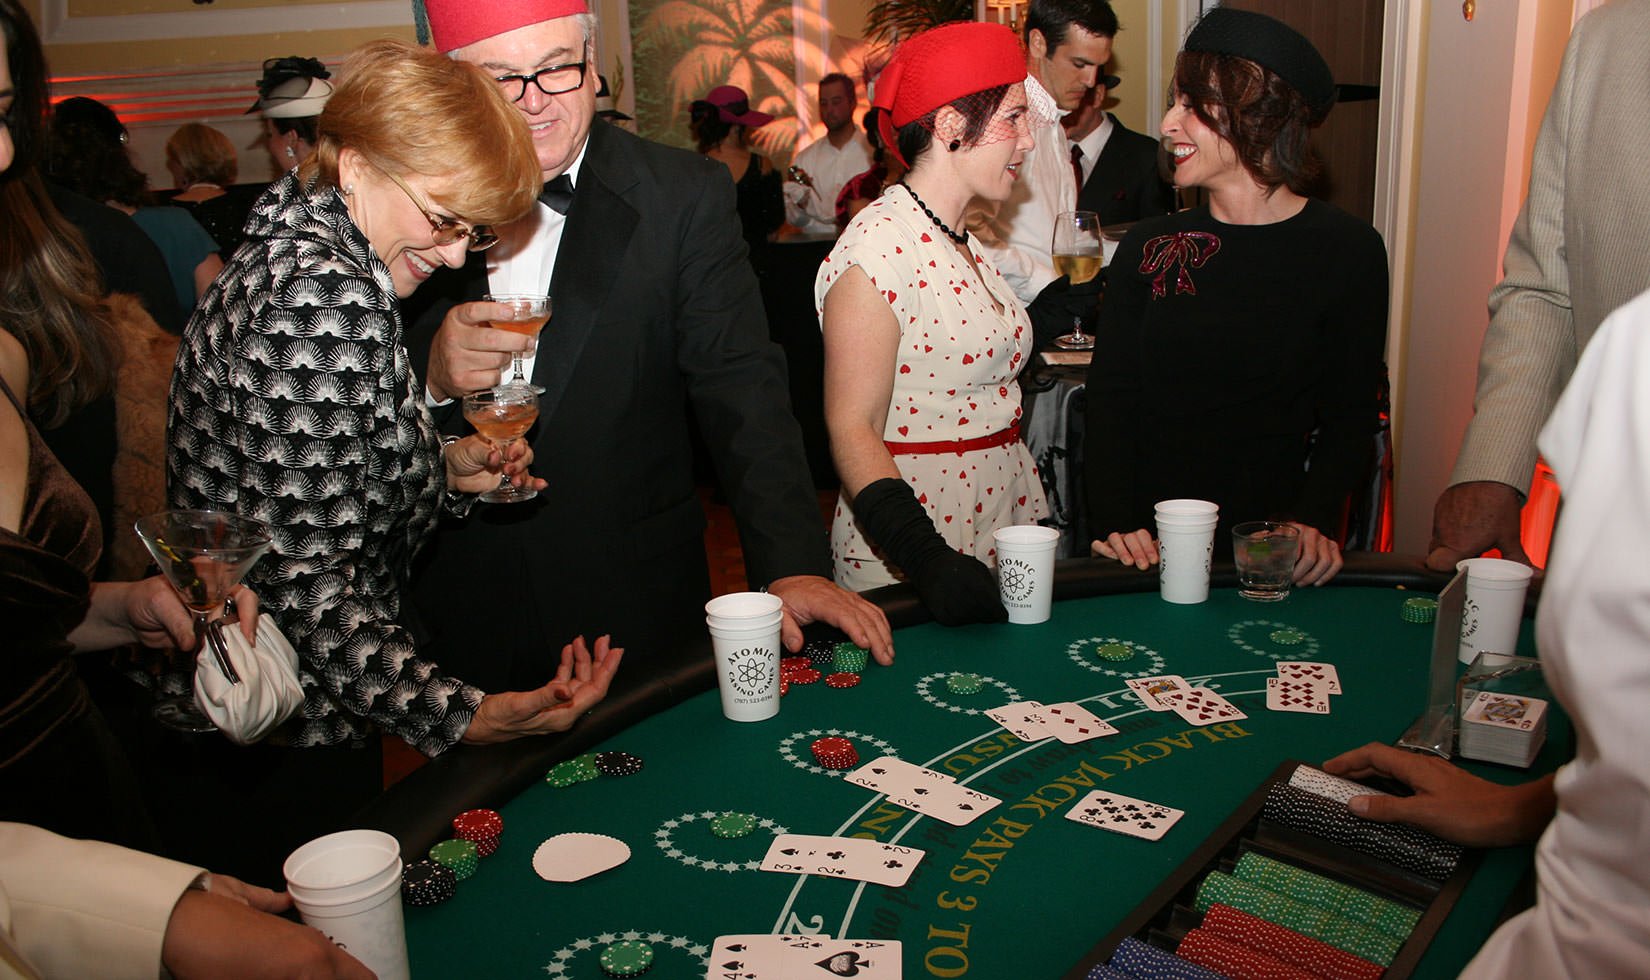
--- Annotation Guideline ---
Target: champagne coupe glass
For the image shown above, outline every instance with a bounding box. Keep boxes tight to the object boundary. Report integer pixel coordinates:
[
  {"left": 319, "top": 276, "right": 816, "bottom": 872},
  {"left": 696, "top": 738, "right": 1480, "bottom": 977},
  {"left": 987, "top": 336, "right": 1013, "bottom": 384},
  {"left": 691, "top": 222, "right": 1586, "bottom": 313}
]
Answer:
[
  {"left": 133, "top": 510, "right": 273, "bottom": 732},
  {"left": 1051, "top": 210, "right": 1102, "bottom": 350},
  {"left": 462, "top": 385, "right": 541, "bottom": 504},
  {"left": 483, "top": 292, "right": 551, "bottom": 392}
]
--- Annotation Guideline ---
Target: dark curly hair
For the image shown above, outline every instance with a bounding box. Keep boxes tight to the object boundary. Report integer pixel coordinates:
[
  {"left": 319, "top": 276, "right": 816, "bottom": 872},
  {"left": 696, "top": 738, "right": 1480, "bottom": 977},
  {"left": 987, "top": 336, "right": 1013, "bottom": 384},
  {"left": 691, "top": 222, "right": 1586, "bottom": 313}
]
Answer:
[
  {"left": 894, "top": 83, "right": 1012, "bottom": 169},
  {"left": 1171, "top": 49, "right": 1323, "bottom": 196},
  {"left": 46, "top": 96, "right": 154, "bottom": 207}
]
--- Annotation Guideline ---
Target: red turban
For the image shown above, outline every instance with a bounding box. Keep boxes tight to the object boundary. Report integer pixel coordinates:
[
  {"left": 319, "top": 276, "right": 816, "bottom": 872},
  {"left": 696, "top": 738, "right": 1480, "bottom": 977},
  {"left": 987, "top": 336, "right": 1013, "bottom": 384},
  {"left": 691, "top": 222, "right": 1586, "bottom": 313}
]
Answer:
[{"left": 426, "top": 0, "right": 590, "bottom": 54}]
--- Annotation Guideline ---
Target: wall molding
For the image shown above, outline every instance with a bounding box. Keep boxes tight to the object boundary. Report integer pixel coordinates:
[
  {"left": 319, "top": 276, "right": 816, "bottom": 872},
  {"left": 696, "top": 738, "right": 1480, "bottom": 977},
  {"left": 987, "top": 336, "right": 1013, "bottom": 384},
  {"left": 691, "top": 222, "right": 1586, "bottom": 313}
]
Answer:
[{"left": 40, "top": 0, "right": 410, "bottom": 46}]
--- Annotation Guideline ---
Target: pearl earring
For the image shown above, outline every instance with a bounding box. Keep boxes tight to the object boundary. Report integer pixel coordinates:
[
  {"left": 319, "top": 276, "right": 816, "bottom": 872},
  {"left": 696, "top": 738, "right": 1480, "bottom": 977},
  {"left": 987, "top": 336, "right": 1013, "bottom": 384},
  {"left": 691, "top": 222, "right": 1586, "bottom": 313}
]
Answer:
[
  {"left": 342, "top": 183, "right": 354, "bottom": 196},
  {"left": 285, "top": 147, "right": 297, "bottom": 160}
]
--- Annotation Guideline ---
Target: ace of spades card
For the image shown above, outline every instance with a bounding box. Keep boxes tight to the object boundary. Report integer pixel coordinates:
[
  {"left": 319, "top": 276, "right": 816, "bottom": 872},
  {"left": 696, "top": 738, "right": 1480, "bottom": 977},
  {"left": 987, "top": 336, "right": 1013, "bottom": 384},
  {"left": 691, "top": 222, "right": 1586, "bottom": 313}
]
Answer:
[
  {"left": 1064, "top": 789, "right": 1184, "bottom": 841},
  {"left": 709, "top": 934, "right": 901, "bottom": 978}
]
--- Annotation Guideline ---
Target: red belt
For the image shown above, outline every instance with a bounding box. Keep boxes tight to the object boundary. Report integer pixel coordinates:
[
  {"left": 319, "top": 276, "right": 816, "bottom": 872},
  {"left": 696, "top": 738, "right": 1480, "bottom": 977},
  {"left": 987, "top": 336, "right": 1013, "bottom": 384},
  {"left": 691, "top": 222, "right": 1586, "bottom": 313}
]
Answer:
[{"left": 885, "top": 422, "right": 1021, "bottom": 456}]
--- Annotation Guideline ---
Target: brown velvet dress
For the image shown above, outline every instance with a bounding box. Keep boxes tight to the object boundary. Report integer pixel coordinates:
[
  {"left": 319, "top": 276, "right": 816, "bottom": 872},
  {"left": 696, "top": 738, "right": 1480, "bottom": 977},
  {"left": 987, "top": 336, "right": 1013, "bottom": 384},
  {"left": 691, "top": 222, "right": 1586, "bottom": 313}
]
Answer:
[{"left": 0, "top": 376, "right": 155, "bottom": 848}]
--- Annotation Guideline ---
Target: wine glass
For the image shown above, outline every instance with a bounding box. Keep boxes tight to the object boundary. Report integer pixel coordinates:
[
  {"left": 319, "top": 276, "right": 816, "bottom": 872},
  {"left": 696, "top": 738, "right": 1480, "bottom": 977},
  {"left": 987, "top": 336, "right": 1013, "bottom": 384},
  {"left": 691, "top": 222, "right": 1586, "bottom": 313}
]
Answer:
[
  {"left": 133, "top": 510, "right": 273, "bottom": 732},
  {"left": 462, "top": 385, "right": 541, "bottom": 504},
  {"left": 1051, "top": 210, "right": 1102, "bottom": 350},
  {"left": 483, "top": 292, "right": 551, "bottom": 392}
]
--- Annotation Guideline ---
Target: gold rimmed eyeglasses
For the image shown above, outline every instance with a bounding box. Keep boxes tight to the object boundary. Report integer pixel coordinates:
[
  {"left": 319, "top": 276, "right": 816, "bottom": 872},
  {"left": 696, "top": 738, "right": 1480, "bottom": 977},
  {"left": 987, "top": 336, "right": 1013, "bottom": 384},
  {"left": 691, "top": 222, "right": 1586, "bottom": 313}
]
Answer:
[{"left": 381, "top": 170, "right": 499, "bottom": 252}]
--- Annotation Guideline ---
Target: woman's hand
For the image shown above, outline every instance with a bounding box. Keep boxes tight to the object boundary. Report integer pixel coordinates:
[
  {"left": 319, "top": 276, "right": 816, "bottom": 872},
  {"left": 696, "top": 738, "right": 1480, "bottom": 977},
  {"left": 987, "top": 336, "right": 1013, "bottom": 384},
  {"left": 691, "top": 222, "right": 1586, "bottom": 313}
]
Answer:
[
  {"left": 75, "top": 579, "right": 261, "bottom": 653},
  {"left": 462, "top": 635, "right": 624, "bottom": 744},
  {"left": 1289, "top": 522, "right": 1343, "bottom": 586},
  {"left": 1091, "top": 530, "right": 1158, "bottom": 570},
  {"left": 445, "top": 435, "right": 547, "bottom": 496}
]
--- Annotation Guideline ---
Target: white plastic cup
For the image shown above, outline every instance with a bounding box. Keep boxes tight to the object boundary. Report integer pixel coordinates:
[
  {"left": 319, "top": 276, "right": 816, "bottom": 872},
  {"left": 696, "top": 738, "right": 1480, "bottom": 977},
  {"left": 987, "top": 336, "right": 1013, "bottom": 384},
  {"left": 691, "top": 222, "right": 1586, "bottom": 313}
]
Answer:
[
  {"left": 282, "top": 830, "right": 408, "bottom": 980},
  {"left": 1154, "top": 499, "right": 1219, "bottom": 519},
  {"left": 1455, "top": 558, "right": 1534, "bottom": 665},
  {"left": 1156, "top": 522, "right": 1217, "bottom": 605},
  {"left": 705, "top": 592, "right": 783, "bottom": 721},
  {"left": 993, "top": 525, "right": 1061, "bottom": 624}
]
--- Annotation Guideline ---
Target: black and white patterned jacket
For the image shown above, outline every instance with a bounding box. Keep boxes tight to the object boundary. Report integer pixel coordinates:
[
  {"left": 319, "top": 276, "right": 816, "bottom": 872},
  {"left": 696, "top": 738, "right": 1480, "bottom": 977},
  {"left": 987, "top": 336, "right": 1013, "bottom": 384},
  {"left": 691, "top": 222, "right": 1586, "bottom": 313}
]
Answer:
[{"left": 166, "top": 173, "right": 484, "bottom": 754}]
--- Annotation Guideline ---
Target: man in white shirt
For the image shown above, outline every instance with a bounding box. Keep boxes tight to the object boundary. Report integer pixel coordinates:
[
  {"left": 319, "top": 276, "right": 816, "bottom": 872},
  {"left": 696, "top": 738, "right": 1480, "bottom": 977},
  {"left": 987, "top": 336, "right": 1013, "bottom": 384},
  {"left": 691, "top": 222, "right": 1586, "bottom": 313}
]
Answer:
[
  {"left": 782, "top": 72, "right": 873, "bottom": 237},
  {"left": 972, "top": 0, "right": 1119, "bottom": 305}
]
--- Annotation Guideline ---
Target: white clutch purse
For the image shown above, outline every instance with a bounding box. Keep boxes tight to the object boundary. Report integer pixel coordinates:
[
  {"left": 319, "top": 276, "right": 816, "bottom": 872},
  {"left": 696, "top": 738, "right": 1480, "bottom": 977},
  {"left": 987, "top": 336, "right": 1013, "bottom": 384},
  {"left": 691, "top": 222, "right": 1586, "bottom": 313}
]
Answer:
[{"left": 193, "top": 612, "right": 305, "bottom": 745}]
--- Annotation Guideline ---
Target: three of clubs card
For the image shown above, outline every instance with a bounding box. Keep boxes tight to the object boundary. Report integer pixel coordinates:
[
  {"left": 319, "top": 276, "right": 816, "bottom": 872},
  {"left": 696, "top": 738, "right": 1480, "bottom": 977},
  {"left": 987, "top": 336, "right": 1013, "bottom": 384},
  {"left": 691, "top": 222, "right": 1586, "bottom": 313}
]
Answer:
[{"left": 709, "top": 935, "right": 900, "bottom": 979}]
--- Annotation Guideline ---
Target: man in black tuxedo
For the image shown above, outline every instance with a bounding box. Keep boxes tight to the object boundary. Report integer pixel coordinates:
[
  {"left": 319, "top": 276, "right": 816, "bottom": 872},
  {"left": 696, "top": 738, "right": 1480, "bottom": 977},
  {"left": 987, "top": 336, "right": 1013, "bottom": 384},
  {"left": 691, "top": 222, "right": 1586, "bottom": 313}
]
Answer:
[
  {"left": 404, "top": 0, "right": 891, "bottom": 694},
  {"left": 1067, "top": 76, "right": 1174, "bottom": 227}
]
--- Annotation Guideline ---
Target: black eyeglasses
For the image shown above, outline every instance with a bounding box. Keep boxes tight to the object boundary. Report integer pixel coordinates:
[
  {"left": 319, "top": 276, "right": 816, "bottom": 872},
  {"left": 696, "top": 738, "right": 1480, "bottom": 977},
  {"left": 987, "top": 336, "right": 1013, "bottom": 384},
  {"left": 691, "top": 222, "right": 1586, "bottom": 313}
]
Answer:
[
  {"left": 494, "top": 59, "right": 587, "bottom": 103},
  {"left": 382, "top": 171, "right": 499, "bottom": 252}
]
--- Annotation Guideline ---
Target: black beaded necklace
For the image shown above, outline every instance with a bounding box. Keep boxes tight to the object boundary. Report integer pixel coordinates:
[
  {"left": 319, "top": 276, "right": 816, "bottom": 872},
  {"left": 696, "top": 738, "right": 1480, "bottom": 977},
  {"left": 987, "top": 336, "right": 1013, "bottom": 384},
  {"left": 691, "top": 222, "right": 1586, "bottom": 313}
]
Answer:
[{"left": 899, "top": 181, "right": 967, "bottom": 246}]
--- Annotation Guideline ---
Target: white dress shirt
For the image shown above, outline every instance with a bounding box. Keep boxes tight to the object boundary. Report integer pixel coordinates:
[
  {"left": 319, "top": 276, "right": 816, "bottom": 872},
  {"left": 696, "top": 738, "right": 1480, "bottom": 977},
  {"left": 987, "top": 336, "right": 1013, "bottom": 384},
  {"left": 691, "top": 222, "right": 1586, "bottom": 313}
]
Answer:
[
  {"left": 975, "top": 74, "right": 1076, "bottom": 304},
  {"left": 783, "top": 130, "right": 874, "bottom": 236}
]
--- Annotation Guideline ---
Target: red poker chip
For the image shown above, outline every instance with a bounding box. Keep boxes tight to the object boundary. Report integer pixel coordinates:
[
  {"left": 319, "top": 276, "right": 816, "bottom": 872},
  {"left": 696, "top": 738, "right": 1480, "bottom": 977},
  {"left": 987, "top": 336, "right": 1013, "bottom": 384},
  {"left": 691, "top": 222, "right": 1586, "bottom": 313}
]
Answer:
[
  {"left": 780, "top": 678, "right": 791, "bottom": 697},
  {"left": 824, "top": 672, "right": 860, "bottom": 689},
  {"left": 810, "top": 736, "right": 859, "bottom": 770},
  {"left": 453, "top": 809, "right": 503, "bottom": 835},
  {"left": 781, "top": 656, "right": 811, "bottom": 671},
  {"left": 785, "top": 667, "right": 822, "bottom": 685}
]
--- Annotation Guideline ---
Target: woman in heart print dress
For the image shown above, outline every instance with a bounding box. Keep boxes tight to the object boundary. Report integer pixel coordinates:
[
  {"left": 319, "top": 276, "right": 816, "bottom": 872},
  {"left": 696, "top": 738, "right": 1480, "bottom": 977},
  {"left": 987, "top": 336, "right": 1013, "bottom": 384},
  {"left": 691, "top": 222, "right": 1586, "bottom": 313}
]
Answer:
[{"left": 817, "top": 21, "right": 1049, "bottom": 625}]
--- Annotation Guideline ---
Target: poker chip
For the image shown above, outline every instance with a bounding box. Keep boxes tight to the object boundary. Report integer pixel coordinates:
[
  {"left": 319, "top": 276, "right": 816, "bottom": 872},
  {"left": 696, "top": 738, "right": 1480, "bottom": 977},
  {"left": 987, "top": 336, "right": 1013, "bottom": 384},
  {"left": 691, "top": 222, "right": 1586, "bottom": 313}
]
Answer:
[
  {"left": 429, "top": 839, "right": 479, "bottom": 881},
  {"left": 545, "top": 754, "right": 601, "bottom": 787},
  {"left": 1402, "top": 596, "right": 1438, "bottom": 623},
  {"left": 945, "top": 672, "right": 983, "bottom": 695},
  {"left": 1194, "top": 871, "right": 1400, "bottom": 966},
  {"left": 401, "top": 859, "right": 456, "bottom": 906},
  {"left": 599, "top": 939, "right": 654, "bottom": 977},
  {"left": 1095, "top": 642, "right": 1135, "bottom": 662},
  {"left": 810, "top": 735, "right": 859, "bottom": 770},
  {"left": 781, "top": 656, "right": 811, "bottom": 671},
  {"left": 1234, "top": 852, "right": 1419, "bottom": 938},
  {"left": 784, "top": 666, "right": 822, "bottom": 685},
  {"left": 1269, "top": 628, "right": 1307, "bottom": 645},
  {"left": 595, "top": 750, "right": 644, "bottom": 777},
  {"left": 452, "top": 809, "right": 503, "bottom": 857},
  {"left": 831, "top": 644, "right": 869, "bottom": 673},
  {"left": 805, "top": 639, "right": 838, "bottom": 667},
  {"left": 825, "top": 672, "right": 861, "bottom": 689},
  {"left": 1261, "top": 780, "right": 1463, "bottom": 881},
  {"left": 1108, "top": 937, "right": 1226, "bottom": 980},
  {"left": 1177, "top": 928, "right": 1318, "bottom": 980},
  {"left": 710, "top": 811, "right": 758, "bottom": 839},
  {"left": 780, "top": 678, "right": 790, "bottom": 697},
  {"left": 1202, "top": 904, "right": 1384, "bottom": 980}
]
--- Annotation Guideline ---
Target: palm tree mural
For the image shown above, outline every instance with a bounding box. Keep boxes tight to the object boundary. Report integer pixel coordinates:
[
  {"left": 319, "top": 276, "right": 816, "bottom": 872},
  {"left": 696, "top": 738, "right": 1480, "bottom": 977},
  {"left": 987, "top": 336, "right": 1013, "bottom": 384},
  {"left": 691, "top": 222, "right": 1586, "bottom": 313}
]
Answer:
[{"left": 632, "top": 0, "right": 829, "bottom": 160}]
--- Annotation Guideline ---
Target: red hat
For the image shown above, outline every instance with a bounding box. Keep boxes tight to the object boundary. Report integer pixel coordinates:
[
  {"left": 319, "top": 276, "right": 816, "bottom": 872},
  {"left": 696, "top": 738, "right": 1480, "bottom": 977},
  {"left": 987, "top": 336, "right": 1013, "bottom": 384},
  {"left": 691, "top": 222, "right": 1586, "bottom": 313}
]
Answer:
[
  {"left": 426, "top": 0, "right": 589, "bottom": 54},
  {"left": 704, "top": 85, "right": 773, "bottom": 127},
  {"left": 873, "top": 21, "right": 1025, "bottom": 130}
]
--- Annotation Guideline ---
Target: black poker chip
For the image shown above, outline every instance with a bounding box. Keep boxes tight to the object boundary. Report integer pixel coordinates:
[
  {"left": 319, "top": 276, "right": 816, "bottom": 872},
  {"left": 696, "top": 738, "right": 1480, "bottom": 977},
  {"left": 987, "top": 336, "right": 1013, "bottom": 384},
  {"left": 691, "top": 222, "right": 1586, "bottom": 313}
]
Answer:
[
  {"left": 594, "top": 750, "right": 644, "bottom": 777},
  {"left": 401, "top": 859, "right": 457, "bottom": 906},
  {"left": 1261, "top": 780, "right": 1462, "bottom": 881}
]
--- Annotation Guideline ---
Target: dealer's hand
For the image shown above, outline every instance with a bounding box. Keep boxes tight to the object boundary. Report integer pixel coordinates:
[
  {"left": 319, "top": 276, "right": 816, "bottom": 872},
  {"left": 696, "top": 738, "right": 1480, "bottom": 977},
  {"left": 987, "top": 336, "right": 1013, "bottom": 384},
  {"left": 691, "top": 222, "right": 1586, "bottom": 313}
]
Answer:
[
  {"left": 769, "top": 575, "right": 895, "bottom": 667},
  {"left": 1322, "top": 742, "right": 1555, "bottom": 848}
]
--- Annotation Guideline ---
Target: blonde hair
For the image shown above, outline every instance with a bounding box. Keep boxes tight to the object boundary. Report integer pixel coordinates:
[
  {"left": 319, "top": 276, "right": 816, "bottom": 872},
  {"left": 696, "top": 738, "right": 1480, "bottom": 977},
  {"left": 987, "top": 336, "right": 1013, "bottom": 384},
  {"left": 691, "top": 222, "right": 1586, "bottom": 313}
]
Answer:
[
  {"left": 299, "top": 38, "right": 540, "bottom": 226},
  {"left": 165, "top": 123, "right": 239, "bottom": 187}
]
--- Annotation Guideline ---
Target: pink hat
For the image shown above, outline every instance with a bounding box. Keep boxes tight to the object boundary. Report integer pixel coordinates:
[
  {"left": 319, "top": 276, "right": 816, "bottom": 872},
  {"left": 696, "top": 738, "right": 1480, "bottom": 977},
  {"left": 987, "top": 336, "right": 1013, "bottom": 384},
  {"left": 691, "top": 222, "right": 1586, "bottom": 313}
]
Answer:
[
  {"left": 426, "top": 0, "right": 589, "bottom": 54},
  {"left": 704, "top": 85, "right": 773, "bottom": 127}
]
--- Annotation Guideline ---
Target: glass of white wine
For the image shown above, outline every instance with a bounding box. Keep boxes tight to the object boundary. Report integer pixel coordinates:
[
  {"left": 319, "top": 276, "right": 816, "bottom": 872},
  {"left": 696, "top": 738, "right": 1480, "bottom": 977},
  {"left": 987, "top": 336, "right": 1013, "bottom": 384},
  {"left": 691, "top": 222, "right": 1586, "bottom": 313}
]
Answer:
[{"left": 1051, "top": 210, "right": 1102, "bottom": 350}]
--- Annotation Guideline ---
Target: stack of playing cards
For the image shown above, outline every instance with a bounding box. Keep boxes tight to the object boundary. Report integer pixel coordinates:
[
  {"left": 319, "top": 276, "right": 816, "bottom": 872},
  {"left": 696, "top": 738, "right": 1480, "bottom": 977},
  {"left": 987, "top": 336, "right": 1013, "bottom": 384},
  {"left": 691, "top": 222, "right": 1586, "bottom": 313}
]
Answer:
[
  {"left": 1457, "top": 691, "right": 1547, "bottom": 767},
  {"left": 1124, "top": 676, "right": 1248, "bottom": 725},
  {"left": 1265, "top": 661, "right": 1342, "bottom": 714}
]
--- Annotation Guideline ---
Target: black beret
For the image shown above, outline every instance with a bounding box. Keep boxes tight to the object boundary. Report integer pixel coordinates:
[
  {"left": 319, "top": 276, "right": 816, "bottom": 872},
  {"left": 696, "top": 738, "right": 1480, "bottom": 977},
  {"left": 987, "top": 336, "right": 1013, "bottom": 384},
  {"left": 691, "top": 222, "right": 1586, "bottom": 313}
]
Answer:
[{"left": 1184, "top": 6, "right": 1336, "bottom": 115}]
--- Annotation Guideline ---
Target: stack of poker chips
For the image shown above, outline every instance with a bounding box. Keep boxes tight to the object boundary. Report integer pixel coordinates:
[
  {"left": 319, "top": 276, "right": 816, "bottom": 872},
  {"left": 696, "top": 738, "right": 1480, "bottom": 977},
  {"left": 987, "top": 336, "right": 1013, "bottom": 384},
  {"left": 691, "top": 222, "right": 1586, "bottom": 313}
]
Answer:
[
  {"left": 811, "top": 735, "right": 859, "bottom": 770},
  {"left": 1175, "top": 929, "right": 1318, "bottom": 979},
  {"left": 428, "top": 839, "right": 480, "bottom": 882},
  {"left": 1260, "top": 780, "right": 1464, "bottom": 881},
  {"left": 453, "top": 808, "right": 504, "bottom": 857},
  {"left": 1187, "top": 904, "right": 1384, "bottom": 980},
  {"left": 1401, "top": 595, "right": 1438, "bottom": 624},
  {"left": 946, "top": 672, "right": 983, "bottom": 696},
  {"left": 1193, "top": 871, "right": 1402, "bottom": 966},
  {"left": 1233, "top": 852, "right": 1420, "bottom": 938},
  {"left": 1105, "top": 937, "right": 1225, "bottom": 980},
  {"left": 546, "top": 749, "right": 646, "bottom": 787},
  {"left": 401, "top": 859, "right": 457, "bottom": 907},
  {"left": 1457, "top": 690, "right": 1548, "bottom": 767}
]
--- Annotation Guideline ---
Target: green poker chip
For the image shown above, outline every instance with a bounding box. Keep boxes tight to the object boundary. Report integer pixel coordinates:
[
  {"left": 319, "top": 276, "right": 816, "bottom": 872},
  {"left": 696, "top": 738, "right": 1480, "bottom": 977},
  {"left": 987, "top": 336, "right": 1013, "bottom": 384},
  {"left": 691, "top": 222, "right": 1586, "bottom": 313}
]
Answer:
[
  {"left": 599, "top": 939, "right": 654, "bottom": 977},
  {"left": 544, "top": 754, "right": 601, "bottom": 787},
  {"left": 945, "top": 672, "right": 983, "bottom": 695},
  {"left": 1096, "top": 642, "right": 1135, "bottom": 662},
  {"left": 428, "top": 839, "right": 478, "bottom": 881},
  {"left": 1402, "top": 596, "right": 1439, "bottom": 623},
  {"left": 1268, "top": 628, "right": 1306, "bottom": 645},
  {"left": 831, "top": 645, "right": 869, "bottom": 674},
  {"left": 710, "top": 812, "right": 758, "bottom": 839}
]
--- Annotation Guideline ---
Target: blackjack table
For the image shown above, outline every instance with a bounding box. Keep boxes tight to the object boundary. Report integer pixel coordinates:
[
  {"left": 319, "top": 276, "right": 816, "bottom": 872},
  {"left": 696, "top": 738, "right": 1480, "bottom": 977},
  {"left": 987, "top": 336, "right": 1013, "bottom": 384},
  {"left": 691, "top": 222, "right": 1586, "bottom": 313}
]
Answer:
[{"left": 363, "top": 554, "right": 1564, "bottom": 979}]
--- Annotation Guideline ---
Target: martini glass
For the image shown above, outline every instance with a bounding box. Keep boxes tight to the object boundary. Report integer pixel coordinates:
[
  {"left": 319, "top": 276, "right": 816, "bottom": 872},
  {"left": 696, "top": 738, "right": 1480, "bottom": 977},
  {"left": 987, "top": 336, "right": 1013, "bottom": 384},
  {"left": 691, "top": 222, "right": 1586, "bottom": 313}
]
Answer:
[
  {"left": 462, "top": 385, "right": 541, "bottom": 504},
  {"left": 484, "top": 292, "right": 550, "bottom": 392},
  {"left": 1051, "top": 210, "right": 1102, "bottom": 350},
  {"left": 134, "top": 509, "right": 273, "bottom": 732}
]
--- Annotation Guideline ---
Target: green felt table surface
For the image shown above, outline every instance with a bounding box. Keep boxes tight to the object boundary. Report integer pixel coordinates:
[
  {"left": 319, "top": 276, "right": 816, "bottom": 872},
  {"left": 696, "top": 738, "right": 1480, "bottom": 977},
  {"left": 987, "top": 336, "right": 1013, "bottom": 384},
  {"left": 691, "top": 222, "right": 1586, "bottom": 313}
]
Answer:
[{"left": 405, "top": 584, "right": 1558, "bottom": 979}]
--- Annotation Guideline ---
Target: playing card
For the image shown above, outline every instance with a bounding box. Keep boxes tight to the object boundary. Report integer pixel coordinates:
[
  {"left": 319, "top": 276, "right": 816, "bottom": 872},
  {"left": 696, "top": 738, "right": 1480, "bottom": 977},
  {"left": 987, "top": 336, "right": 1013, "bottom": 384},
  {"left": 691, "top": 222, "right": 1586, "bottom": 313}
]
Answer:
[
  {"left": 1064, "top": 789, "right": 1184, "bottom": 841},
  {"left": 1462, "top": 691, "right": 1548, "bottom": 731},
  {"left": 985, "top": 701, "right": 1051, "bottom": 741},
  {"left": 1276, "top": 661, "right": 1342, "bottom": 695},
  {"left": 1124, "top": 675, "right": 1191, "bottom": 711},
  {"left": 1287, "top": 763, "right": 1391, "bottom": 806},
  {"left": 708, "top": 935, "right": 904, "bottom": 979},
  {"left": 1167, "top": 687, "right": 1247, "bottom": 725},
  {"left": 760, "top": 834, "right": 924, "bottom": 888},
  {"left": 844, "top": 756, "right": 955, "bottom": 793},
  {"left": 1042, "top": 702, "right": 1119, "bottom": 742},
  {"left": 847, "top": 761, "right": 1001, "bottom": 826},
  {"left": 1265, "top": 677, "right": 1331, "bottom": 715}
]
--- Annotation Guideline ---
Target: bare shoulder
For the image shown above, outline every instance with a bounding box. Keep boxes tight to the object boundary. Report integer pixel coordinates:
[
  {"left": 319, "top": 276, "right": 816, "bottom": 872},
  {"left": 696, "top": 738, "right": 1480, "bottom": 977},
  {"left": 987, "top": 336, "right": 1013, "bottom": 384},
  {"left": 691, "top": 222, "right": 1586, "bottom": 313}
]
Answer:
[{"left": 0, "top": 327, "right": 29, "bottom": 398}]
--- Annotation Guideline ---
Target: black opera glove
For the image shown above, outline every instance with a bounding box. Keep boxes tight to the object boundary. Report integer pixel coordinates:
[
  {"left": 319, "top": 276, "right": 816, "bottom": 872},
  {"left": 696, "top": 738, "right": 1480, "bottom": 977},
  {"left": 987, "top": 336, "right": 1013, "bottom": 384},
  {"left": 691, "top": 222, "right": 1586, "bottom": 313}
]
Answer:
[{"left": 852, "top": 477, "right": 1007, "bottom": 626}]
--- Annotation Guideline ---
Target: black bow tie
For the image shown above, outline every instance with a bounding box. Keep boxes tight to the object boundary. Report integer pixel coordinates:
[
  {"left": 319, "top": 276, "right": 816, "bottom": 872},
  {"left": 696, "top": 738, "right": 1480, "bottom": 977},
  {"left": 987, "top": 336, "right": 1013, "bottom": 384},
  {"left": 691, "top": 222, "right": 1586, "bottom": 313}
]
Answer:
[{"left": 539, "top": 173, "right": 575, "bottom": 215}]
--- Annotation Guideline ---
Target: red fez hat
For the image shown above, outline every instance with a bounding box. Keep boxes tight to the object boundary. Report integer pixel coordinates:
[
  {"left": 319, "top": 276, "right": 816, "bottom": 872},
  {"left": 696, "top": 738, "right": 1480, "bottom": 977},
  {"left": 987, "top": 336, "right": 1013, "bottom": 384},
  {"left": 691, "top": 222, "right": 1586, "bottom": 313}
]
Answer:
[
  {"left": 426, "top": 0, "right": 590, "bottom": 54},
  {"left": 873, "top": 21, "right": 1025, "bottom": 130}
]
